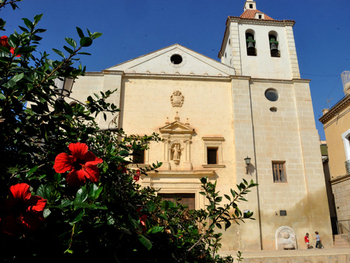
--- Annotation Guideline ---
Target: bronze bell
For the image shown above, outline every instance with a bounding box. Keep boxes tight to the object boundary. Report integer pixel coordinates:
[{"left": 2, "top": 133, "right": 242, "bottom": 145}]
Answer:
[
  {"left": 247, "top": 42, "right": 255, "bottom": 49},
  {"left": 270, "top": 43, "right": 278, "bottom": 51}
]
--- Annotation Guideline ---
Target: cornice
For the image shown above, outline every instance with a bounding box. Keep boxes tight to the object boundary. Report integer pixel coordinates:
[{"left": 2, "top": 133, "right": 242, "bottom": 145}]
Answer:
[
  {"left": 121, "top": 72, "right": 233, "bottom": 82},
  {"left": 250, "top": 78, "right": 310, "bottom": 84},
  {"left": 331, "top": 172, "right": 350, "bottom": 184},
  {"left": 85, "top": 70, "right": 124, "bottom": 76},
  {"left": 228, "top": 16, "right": 295, "bottom": 27},
  {"left": 319, "top": 94, "right": 350, "bottom": 124},
  {"left": 85, "top": 71, "right": 104, "bottom": 76},
  {"left": 146, "top": 170, "right": 216, "bottom": 177},
  {"left": 85, "top": 71, "right": 309, "bottom": 84}
]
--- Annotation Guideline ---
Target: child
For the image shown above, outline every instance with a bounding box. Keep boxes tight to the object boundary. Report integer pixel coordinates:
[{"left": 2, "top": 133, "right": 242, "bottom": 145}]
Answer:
[
  {"left": 315, "top": 231, "right": 323, "bottom": 249},
  {"left": 304, "top": 233, "right": 311, "bottom": 249}
]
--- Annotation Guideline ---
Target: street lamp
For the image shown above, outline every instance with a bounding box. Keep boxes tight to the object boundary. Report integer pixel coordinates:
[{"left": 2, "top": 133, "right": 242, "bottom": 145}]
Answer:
[
  {"left": 244, "top": 156, "right": 251, "bottom": 174},
  {"left": 54, "top": 76, "right": 74, "bottom": 98},
  {"left": 54, "top": 66, "right": 75, "bottom": 99}
]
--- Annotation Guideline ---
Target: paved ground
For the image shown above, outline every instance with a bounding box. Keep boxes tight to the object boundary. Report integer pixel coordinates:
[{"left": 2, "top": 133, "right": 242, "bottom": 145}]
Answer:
[{"left": 220, "top": 247, "right": 350, "bottom": 259}]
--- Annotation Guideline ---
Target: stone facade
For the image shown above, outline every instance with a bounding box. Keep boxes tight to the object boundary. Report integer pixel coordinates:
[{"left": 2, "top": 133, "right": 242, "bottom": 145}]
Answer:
[{"left": 67, "top": 0, "right": 332, "bottom": 251}]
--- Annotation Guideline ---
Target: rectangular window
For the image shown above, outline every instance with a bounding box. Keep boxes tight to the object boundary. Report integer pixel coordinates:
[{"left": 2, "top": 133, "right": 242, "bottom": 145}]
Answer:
[
  {"left": 158, "top": 193, "right": 195, "bottom": 210},
  {"left": 133, "top": 149, "right": 145, "bottom": 164},
  {"left": 207, "top": 147, "right": 218, "bottom": 164},
  {"left": 272, "top": 161, "right": 286, "bottom": 182}
]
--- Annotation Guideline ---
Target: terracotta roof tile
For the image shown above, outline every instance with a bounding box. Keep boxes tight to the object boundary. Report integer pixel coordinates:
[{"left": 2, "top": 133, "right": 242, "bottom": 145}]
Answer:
[{"left": 240, "top": 9, "right": 274, "bottom": 20}]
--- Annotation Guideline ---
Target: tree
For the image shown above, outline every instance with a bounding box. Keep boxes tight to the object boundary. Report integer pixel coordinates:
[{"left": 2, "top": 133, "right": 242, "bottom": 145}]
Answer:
[{"left": 0, "top": 1, "right": 257, "bottom": 262}]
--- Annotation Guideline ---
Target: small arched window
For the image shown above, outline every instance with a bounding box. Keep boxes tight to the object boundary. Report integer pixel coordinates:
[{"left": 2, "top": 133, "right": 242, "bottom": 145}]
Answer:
[
  {"left": 269, "top": 32, "right": 280, "bottom": 57},
  {"left": 246, "top": 30, "right": 256, "bottom": 56}
]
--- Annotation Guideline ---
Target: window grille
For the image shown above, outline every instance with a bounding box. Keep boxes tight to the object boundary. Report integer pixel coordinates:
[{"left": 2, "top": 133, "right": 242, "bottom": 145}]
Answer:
[{"left": 272, "top": 161, "right": 286, "bottom": 182}]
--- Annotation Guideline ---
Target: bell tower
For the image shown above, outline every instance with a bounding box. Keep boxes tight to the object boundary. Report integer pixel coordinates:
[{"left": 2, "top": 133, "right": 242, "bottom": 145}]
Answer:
[{"left": 219, "top": 0, "right": 300, "bottom": 79}]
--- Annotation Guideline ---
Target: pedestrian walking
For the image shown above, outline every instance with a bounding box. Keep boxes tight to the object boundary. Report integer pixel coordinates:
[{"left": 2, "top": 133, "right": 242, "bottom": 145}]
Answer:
[{"left": 315, "top": 231, "right": 323, "bottom": 249}]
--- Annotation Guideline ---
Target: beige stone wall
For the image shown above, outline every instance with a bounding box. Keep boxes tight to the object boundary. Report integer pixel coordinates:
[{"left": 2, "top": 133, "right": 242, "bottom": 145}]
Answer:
[
  {"left": 233, "top": 79, "right": 332, "bottom": 250},
  {"left": 331, "top": 174, "right": 350, "bottom": 222}
]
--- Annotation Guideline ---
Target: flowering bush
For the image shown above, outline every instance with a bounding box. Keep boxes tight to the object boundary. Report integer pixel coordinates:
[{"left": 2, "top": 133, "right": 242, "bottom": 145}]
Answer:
[{"left": 0, "top": 1, "right": 256, "bottom": 262}]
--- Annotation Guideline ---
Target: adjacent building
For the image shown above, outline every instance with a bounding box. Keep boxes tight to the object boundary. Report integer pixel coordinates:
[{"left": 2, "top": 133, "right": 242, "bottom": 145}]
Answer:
[
  {"left": 68, "top": 0, "right": 332, "bottom": 251},
  {"left": 319, "top": 71, "right": 350, "bottom": 238}
]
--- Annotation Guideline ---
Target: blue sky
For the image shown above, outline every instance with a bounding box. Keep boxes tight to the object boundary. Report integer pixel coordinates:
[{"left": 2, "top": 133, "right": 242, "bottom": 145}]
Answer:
[{"left": 2, "top": 0, "right": 350, "bottom": 140}]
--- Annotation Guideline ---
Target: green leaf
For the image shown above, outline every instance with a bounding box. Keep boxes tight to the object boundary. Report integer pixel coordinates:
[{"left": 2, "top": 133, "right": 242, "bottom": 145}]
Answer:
[
  {"left": 146, "top": 201, "right": 155, "bottom": 212},
  {"left": 71, "top": 209, "right": 84, "bottom": 224},
  {"left": 80, "top": 37, "right": 92, "bottom": 47},
  {"left": 161, "top": 200, "right": 169, "bottom": 210},
  {"left": 65, "top": 37, "right": 77, "bottom": 48},
  {"left": 34, "top": 14, "right": 43, "bottom": 23},
  {"left": 22, "top": 18, "right": 34, "bottom": 30},
  {"left": 25, "top": 165, "right": 38, "bottom": 178},
  {"left": 225, "top": 220, "right": 231, "bottom": 230},
  {"left": 76, "top": 27, "right": 84, "bottom": 38},
  {"left": 18, "top": 26, "right": 28, "bottom": 33},
  {"left": 63, "top": 45, "right": 74, "bottom": 54},
  {"left": 215, "top": 197, "right": 222, "bottom": 202},
  {"left": 230, "top": 189, "right": 236, "bottom": 198},
  {"left": 0, "top": 93, "right": 5, "bottom": 100},
  {"left": 52, "top": 48, "right": 65, "bottom": 58},
  {"left": 148, "top": 226, "right": 164, "bottom": 234},
  {"left": 74, "top": 185, "right": 88, "bottom": 204},
  {"left": 138, "top": 235, "right": 152, "bottom": 250},
  {"left": 215, "top": 223, "right": 222, "bottom": 229},
  {"left": 77, "top": 52, "right": 91, "bottom": 56},
  {"left": 88, "top": 184, "right": 103, "bottom": 200},
  {"left": 91, "top": 32, "right": 103, "bottom": 39},
  {"left": 224, "top": 194, "right": 231, "bottom": 201},
  {"left": 8, "top": 34, "right": 19, "bottom": 48},
  {"left": 43, "top": 208, "right": 51, "bottom": 218}
]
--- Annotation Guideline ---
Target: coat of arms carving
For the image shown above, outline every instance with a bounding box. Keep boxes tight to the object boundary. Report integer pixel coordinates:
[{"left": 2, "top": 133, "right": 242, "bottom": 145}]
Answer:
[{"left": 170, "top": 91, "right": 184, "bottom": 107}]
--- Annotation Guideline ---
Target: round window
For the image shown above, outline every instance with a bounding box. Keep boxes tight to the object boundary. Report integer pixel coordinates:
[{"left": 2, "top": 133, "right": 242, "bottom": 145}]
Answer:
[
  {"left": 170, "top": 54, "right": 183, "bottom": 65},
  {"left": 265, "top": 88, "right": 279, "bottom": 102}
]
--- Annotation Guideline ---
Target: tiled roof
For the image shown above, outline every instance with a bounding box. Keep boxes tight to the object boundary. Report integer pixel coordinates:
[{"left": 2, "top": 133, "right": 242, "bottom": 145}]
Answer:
[{"left": 240, "top": 9, "right": 274, "bottom": 20}]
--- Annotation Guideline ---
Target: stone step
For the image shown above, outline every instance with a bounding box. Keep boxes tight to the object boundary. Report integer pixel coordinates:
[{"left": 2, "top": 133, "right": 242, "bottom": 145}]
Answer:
[{"left": 333, "top": 235, "right": 350, "bottom": 248}]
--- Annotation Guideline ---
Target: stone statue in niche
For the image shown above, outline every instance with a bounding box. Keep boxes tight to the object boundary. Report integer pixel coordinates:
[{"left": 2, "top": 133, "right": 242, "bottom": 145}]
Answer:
[
  {"left": 276, "top": 226, "right": 297, "bottom": 250},
  {"left": 171, "top": 143, "right": 181, "bottom": 165},
  {"left": 171, "top": 91, "right": 184, "bottom": 107}
]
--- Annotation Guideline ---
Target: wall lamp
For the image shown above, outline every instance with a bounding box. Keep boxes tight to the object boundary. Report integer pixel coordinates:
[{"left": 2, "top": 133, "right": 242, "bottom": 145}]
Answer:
[{"left": 244, "top": 156, "right": 251, "bottom": 174}]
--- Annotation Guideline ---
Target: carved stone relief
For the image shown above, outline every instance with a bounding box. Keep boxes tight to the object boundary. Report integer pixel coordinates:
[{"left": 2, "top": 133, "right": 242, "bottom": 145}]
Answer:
[
  {"left": 276, "top": 226, "right": 297, "bottom": 250},
  {"left": 171, "top": 91, "right": 184, "bottom": 107}
]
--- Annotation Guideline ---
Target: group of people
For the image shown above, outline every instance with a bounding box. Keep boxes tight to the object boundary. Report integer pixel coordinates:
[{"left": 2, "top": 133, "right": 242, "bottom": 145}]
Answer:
[{"left": 304, "top": 231, "right": 324, "bottom": 249}]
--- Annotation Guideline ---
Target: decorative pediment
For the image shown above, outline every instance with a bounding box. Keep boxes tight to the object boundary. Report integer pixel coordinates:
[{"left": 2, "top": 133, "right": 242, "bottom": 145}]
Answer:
[
  {"left": 159, "top": 121, "right": 195, "bottom": 134},
  {"left": 106, "top": 44, "right": 235, "bottom": 77}
]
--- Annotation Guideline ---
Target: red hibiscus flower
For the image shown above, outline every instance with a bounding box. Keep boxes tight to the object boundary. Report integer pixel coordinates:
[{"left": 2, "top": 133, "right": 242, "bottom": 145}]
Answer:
[
  {"left": 139, "top": 214, "right": 147, "bottom": 232},
  {"left": 118, "top": 164, "right": 127, "bottom": 174},
  {"left": 54, "top": 142, "right": 103, "bottom": 186},
  {"left": 0, "top": 183, "right": 47, "bottom": 236},
  {"left": 0, "top": 36, "right": 9, "bottom": 48},
  {"left": 133, "top": 169, "right": 141, "bottom": 182},
  {"left": 0, "top": 36, "right": 20, "bottom": 57}
]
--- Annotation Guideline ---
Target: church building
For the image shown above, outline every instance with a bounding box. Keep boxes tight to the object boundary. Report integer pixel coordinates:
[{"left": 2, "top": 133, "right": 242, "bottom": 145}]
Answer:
[{"left": 69, "top": 0, "right": 332, "bottom": 251}]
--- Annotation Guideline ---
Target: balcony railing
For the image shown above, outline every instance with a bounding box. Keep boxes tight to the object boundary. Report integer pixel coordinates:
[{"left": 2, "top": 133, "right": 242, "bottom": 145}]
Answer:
[
  {"left": 346, "top": 160, "right": 350, "bottom": 174},
  {"left": 337, "top": 220, "right": 350, "bottom": 243}
]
